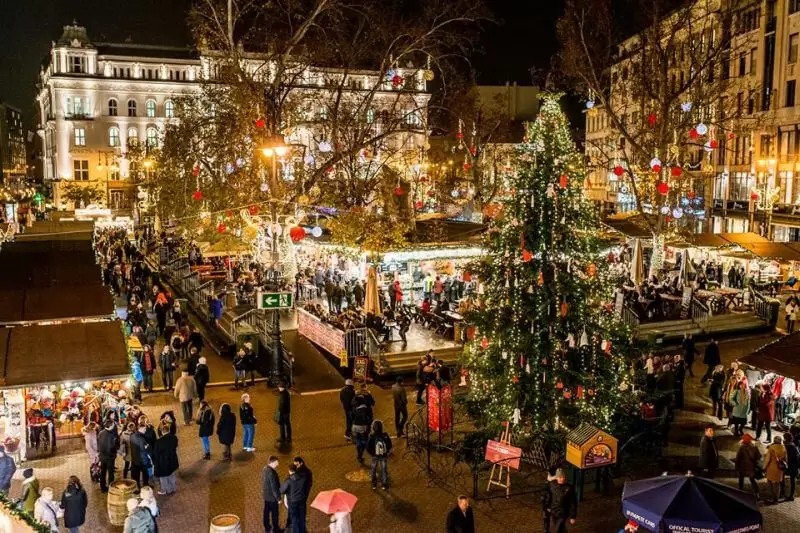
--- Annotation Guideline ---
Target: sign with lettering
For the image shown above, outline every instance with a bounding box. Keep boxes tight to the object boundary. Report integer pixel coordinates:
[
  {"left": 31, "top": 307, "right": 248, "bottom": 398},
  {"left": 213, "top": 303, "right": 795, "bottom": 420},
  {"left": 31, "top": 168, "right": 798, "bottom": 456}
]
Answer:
[
  {"left": 484, "top": 439, "right": 522, "bottom": 470},
  {"left": 297, "top": 309, "right": 345, "bottom": 356},
  {"left": 259, "top": 292, "right": 293, "bottom": 309},
  {"left": 353, "top": 356, "right": 369, "bottom": 382}
]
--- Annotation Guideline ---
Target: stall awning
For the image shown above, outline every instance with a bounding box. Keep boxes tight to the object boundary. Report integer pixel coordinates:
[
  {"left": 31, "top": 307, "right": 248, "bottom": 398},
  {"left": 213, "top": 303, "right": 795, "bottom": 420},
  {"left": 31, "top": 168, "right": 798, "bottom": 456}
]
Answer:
[
  {"left": 0, "top": 250, "right": 102, "bottom": 289},
  {"left": 0, "top": 322, "right": 130, "bottom": 388},
  {"left": 2, "top": 221, "right": 95, "bottom": 242},
  {"left": 690, "top": 233, "right": 732, "bottom": 248},
  {"left": 738, "top": 242, "right": 800, "bottom": 262},
  {"left": 602, "top": 219, "right": 652, "bottom": 238},
  {"left": 739, "top": 333, "right": 800, "bottom": 382},
  {"left": 0, "top": 286, "right": 116, "bottom": 324},
  {"left": 717, "top": 232, "right": 769, "bottom": 244}
]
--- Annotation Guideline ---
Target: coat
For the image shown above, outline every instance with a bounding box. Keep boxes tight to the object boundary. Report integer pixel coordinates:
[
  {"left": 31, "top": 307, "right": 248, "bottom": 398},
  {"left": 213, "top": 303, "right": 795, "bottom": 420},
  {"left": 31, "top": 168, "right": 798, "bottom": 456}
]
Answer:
[
  {"left": 60, "top": 485, "right": 88, "bottom": 528},
  {"left": 120, "top": 430, "right": 134, "bottom": 462},
  {"left": 83, "top": 428, "right": 99, "bottom": 462},
  {"left": 764, "top": 443, "right": 787, "bottom": 483},
  {"left": 194, "top": 364, "right": 209, "bottom": 388},
  {"left": 787, "top": 442, "right": 800, "bottom": 476},
  {"left": 735, "top": 442, "right": 761, "bottom": 477},
  {"left": 217, "top": 410, "right": 236, "bottom": 445},
  {"left": 758, "top": 391, "right": 775, "bottom": 422},
  {"left": 173, "top": 373, "right": 198, "bottom": 403},
  {"left": 703, "top": 343, "right": 720, "bottom": 366},
  {"left": 277, "top": 389, "right": 291, "bottom": 423},
  {"left": 699, "top": 436, "right": 719, "bottom": 470},
  {"left": 98, "top": 428, "right": 120, "bottom": 461},
  {"left": 445, "top": 506, "right": 475, "bottom": 533},
  {"left": 280, "top": 473, "right": 306, "bottom": 504},
  {"left": 731, "top": 387, "right": 750, "bottom": 420},
  {"left": 262, "top": 465, "right": 280, "bottom": 503},
  {"left": 392, "top": 383, "right": 408, "bottom": 409},
  {"left": 542, "top": 482, "right": 578, "bottom": 520},
  {"left": 20, "top": 477, "right": 39, "bottom": 513},
  {"left": 34, "top": 498, "right": 59, "bottom": 532},
  {"left": 129, "top": 432, "right": 151, "bottom": 467},
  {"left": 198, "top": 408, "right": 215, "bottom": 438},
  {"left": 339, "top": 385, "right": 356, "bottom": 412},
  {"left": 240, "top": 403, "right": 257, "bottom": 425},
  {"left": 152, "top": 433, "right": 179, "bottom": 477},
  {"left": 329, "top": 511, "right": 353, "bottom": 533},
  {"left": 709, "top": 372, "right": 725, "bottom": 402}
]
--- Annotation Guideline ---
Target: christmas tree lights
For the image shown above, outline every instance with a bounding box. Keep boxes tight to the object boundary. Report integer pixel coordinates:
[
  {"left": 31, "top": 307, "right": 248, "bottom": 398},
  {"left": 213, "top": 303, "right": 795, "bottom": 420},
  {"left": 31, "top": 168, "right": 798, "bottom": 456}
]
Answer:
[{"left": 461, "top": 94, "right": 639, "bottom": 437}]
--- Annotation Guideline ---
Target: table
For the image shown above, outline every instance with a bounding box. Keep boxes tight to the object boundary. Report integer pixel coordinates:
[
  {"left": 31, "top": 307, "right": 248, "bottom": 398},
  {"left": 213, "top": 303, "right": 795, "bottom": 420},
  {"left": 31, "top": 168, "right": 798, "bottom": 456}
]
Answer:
[
  {"left": 441, "top": 311, "right": 464, "bottom": 321},
  {"left": 714, "top": 288, "right": 743, "bottom": 309}
]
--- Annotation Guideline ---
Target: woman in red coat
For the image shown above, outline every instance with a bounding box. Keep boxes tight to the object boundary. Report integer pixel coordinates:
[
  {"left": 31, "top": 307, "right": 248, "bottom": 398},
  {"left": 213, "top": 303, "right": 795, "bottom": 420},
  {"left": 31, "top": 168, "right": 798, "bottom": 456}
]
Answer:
[{"left": 756, "top": 383, "right": 775, "bottom": 444}]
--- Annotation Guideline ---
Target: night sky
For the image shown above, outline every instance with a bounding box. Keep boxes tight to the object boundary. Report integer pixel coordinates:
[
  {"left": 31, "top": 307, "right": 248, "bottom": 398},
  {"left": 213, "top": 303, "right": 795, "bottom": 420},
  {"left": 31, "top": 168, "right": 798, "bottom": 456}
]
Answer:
[{"left": 0, "top": 0, "right": 563, "bottom": 128}]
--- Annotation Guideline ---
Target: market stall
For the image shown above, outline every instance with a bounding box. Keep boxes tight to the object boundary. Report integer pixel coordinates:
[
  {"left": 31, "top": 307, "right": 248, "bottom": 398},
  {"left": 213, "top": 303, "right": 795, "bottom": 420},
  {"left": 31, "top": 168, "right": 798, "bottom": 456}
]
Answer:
[{"left": 0, "top": 321, "right": 131, "bottom": 461}]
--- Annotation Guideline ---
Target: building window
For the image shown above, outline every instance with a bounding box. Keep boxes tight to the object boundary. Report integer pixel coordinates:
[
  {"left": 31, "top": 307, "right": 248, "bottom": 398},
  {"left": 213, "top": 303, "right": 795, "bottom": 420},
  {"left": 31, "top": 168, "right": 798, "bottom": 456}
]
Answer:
[
  {"left": 739, "top": 54, "right": 746, "bottom": 76},
  {"left": 70, "top": 55, "right": 85, "bottom": 73},
  {"left": 750, "top": 48, "right": 757, "bottom": 75},
  {"left": 317, "top": 107, "right": 328, "bottom": 121},
  {"left": 366, "top": 109, "right": 375, "bottom": 124},
  {"left": 74, "top": 128, "right": 86, "bottom": 146},
  {"left": 791, "top": 34, "right": 799, "bottom": 64},
  {"left": 787, "top": 80, "right": 797, "bottom": 107},
  {"left": 127, "top": 128, "right": 139, "bottom": 146},
  {"left": 146, "top": 127, "right": 158, "bottom": 147},
  {"left": 792, "top": 0, "right": 800, "bottom": 14},
  {"left": 404, "top": 109, "right": 422, "bottom": 127},
  {"left": 73, "top": 160, "right": 89, "bottom": 180},
  {"left": 108, "top": 99, "right": 118, "bottom": 116},
  {"left": 145, "top": 100, "right": 156, "bottom": 118},
  {"left": 164, "top": 100, "right": 175, "bottom": 118},
  {"left": 109, "top": 127, "right": 120, "bottom": 147},
  {"left": 128, "top": 100, "right": 137, "bottom": 117}
]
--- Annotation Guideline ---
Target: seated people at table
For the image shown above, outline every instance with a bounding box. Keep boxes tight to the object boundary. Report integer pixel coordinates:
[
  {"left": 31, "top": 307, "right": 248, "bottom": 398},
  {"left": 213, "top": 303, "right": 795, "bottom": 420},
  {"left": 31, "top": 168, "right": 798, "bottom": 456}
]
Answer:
[
  {"left": 421, "top": 298, "right": 431, "bottom": 313},
  {"left": 695, "top": 272, "right": 708, "bottom": 290},
  {"left": 396, "top": 314, "right": 411, "bottom": 346},
  {"left": 437, "top": 298, "right": 450, "bottom": 313}
]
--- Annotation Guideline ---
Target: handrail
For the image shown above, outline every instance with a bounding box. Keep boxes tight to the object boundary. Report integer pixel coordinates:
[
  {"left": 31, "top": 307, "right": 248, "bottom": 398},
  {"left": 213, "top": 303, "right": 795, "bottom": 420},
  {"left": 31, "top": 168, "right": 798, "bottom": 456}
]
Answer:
[
  {"left": 691, "top": 297, "right": 710, "bottom": 325},
  {"left": 750, "top": 287, "right": 779, "bottom": 327},
  {"left": 365, "top": 328, "right": 387, "bottom": 374},
  {"left": 621, "top": 303, "right": 640, "bottom": 328}
]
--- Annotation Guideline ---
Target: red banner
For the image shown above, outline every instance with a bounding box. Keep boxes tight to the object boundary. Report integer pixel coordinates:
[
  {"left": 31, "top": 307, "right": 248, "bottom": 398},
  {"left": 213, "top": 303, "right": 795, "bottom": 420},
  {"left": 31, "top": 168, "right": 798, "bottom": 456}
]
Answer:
[
  {"left": 427, "top": 383, "right": 440, "bottom": 431},
  {"left": 485, "top": 439, "right": 522, "bottom": 470},
  {"left": 439, "top": 384, "right": 453, "bottom": 432}
]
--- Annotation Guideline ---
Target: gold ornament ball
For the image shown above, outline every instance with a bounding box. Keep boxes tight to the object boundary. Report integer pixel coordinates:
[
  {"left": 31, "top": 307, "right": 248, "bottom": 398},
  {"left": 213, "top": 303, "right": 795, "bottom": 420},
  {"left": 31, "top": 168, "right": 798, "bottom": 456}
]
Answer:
[
  {"left": 424, "top": 70, "right": 434, "bottom": 81},
  {"left": 298, "top": 194, "right": 310, "bottom": 205},
  {"left": 242, "top": 224, "right": 258, "bottom": 241}
]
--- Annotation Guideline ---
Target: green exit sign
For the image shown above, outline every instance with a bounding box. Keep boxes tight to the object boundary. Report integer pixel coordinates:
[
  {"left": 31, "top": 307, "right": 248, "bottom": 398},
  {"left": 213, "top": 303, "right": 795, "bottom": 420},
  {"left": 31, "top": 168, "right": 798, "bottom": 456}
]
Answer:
[{"left": 259, "top": 292, "right": 293, "bottom": 309}]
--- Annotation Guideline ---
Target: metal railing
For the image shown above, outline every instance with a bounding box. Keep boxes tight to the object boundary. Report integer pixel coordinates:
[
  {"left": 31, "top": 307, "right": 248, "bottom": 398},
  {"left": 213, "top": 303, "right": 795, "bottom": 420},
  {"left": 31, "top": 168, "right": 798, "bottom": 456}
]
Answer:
[
  {"left": 621, "top": 303, "right": 641, "bottom": 328},
  {"left": 750, "top": 287, "right": 780, "bottom": 327},
  {"left": 691, "top": 297, "right": 710, "bottom": 327},
  {"left": 365, "top": 328, "right": 387, "bottom": 374}
]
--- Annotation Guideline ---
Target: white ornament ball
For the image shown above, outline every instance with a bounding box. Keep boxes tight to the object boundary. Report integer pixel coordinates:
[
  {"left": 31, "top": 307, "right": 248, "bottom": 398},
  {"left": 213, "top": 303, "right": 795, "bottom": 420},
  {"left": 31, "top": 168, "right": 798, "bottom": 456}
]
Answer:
[{"left": 696, "top": 123, "right": 708, "bottom": 135}]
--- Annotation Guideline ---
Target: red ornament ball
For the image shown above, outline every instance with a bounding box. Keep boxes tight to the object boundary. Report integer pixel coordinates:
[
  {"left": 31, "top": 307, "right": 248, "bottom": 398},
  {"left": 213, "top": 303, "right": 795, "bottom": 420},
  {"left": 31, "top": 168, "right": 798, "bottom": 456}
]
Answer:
[
  {"left": 255, "top": 118, "right": 266, "bottom": 129},
  {"left": 670, "top": 166, "right": 682, "bottom": 177},
  {"left": 414, "top": 200, "right": 424, "bottom": 209},
  {"left": 728, "top": 132, "right": 736, "bottom": 139},
  {"left": 192, "top": 190, "right": 203, "bottom": 201},
  {"left": 710, "top": 139, "right": 719, "bottom": 149},
  {"left": 289, "top": 226, "right": 306, "bottom": 242},
  {"left": 688, "top": 191, "right": 695, "bottom": 200},
  {"left": 480, "top": 337, "right": 489, "bottom": 350},
  {"left": 613, "top": 166, "right": 625, "bottom": 177},
  {"left": 556, "top": 381, "right": 564, "bottom": 390},
  {"left": 656, "top": 182, "right": 670, "bottom": 195},
  {"left": 559, "top": 174, "right": 569, "bottom": 188},
  {"left": 647, "top": 113, "right": 657, "bottom": 125},
  {"left": 463, "top": 163, "right": 471, "bottom": 171},
  {"left": 522, "top": 250, "right": 533, "bottom": 263},
  {"left": 216, "top": 223, "right": 226, "bottom": 233},
  {"left": 689, "top": 128, "right": 699, "bottom": 139},
  {"left": 225, "top": 210, "right": 233, "bottom": 218},
  {"left": 394, "top": 187, "right": 404, "bottom": 196},
  {"left": 456, "top": 132, "right": 464, "bottom": 140},
  {"left": 750, "top": 192, "right": 759, "bottom": 201},
  {"left": 563, "top": 390, "right": 572, "bottom": 399},
  {"left": 652, "top": 164, "right": 662, "bottom": 173},
  {"left": 391, "top": 74, "right": 403, "bottom": 87},
  {"left": 248, "top": 205, "right": 260, "bottom": 215}
]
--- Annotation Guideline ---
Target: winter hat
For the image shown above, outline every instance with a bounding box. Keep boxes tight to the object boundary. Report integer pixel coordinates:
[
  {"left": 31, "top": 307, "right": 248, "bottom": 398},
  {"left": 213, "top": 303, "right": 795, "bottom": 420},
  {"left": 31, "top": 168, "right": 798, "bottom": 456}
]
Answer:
[
  {"left": 345, "top": 379, "right": 353, "bottom": 386},
  {"left": 22, "top": 468, "right": 33, "bottom": 479},
  {"left": 198, "top": 357, "right": 207, "bottom": 365},
  {"left": 742, "top": 433, "right": 753, "bottom": 444}
]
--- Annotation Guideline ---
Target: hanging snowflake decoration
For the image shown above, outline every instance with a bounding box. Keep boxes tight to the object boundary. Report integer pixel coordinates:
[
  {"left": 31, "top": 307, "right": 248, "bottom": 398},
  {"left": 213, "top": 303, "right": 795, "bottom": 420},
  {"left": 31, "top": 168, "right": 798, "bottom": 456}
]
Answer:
[
  {"left": 318, "top": 141, "right": 332, "bottom": 153},
  {"left": 681, "top": 102, "right": 693, "bottom": 113}
]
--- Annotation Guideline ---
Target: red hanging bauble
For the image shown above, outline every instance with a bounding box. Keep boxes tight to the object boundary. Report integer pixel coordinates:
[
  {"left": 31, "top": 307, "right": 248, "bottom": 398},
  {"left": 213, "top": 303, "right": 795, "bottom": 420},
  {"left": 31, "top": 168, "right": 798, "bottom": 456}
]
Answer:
[
  {"left": 192, "top": 165, "right": 200, "bottom": 177},
  {"left": 480, "top": 337, "right": 489, "bottom": 350},
  {"left": 556, "top": 381, "right": 564, "bottom": 390},
  {"left": 670, "top": 166, "right": 682, "bottom": 177},
  {"left": 613, "top": 166, "right": 625, "bottom": 177},
  {"left": 225, "top": 210, "right": 233, "bottom": 218},
  {"left": 559, "top": 175, "right": 569, "bottom": 188},
  {"left": 728, "top": 132, "right": 736, "bottom": 139},
  {"left": 248, "top": 205, "right": 259, "bottom": 215},
  {"left": 289, "top": 226, "right": 306, "bottom": 242},
  {"left": 391, "top": 74, "right": 403, "bottom": 87},
  {"left": 511, "top": 376, "right": 520, "bottom": 384},
  {"left": 657, "top": 182, "right": 670, "bottom": 195},
  {"left": 688, "top": 191, "right": 695, "bottom": 200},
  {"left": 537, "top": 271, "right": 544, "bottom": 286},
  {"left": 710, "top": 139, "right": 719, "bottom": 149},
  {"left": 750, "top": 192, "right": 759, "bottom": 201},
  {"left": 470, "top": 145, "right": 476, "bottom": 156},
  {"left": 456, "top": 132, "right": 464, "bottom": 140},
  {"left": 652, "top": 164, "right": 662, "bottom": 173},
  {"left": 563, "top": 390, "right": 572, "bottom": 399},
  {"left": 522, "top": 250, "right": 533, "bottom": 263},
  {"left": 560, "top": 302, "right": 569, "bottom": 318},
  {"left": 689, "top": 128, "right": 699, "bottom": 139},
  {"left": 216, "top": 223, "right": 226, "bottom": 233},
  {"left": 647, "top": 113, "right": 657, "bottom": 125},
  {"left": 576, "top": 385, "right": 584, "bottom": 399},
  {"left": 192, "top": 190, "right": 203, "bottom": 201},
  {"left": 463, "top": 163, "right": 471, "bottom": 171},
  {"left": 394, "top": 187, "right": 404, "bottom": 196},
  {"left": 255, "top": 118, "right": 266, "bottom": 129},
  {"left": 415, "top": 200, "right": 424, "bottom": 209}
]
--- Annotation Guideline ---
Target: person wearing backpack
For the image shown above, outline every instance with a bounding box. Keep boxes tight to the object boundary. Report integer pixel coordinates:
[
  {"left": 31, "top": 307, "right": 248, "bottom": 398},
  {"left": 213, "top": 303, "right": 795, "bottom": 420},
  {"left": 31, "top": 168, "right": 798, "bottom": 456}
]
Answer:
[
  {"left": 123, "top": 497, "right": 156, "bottom": 533},
  {"left": 366, "top": 420, "right": 392, "bottom": 490},
  {"left": 351, "top": 385, "right": 375, "bottom": 464}
]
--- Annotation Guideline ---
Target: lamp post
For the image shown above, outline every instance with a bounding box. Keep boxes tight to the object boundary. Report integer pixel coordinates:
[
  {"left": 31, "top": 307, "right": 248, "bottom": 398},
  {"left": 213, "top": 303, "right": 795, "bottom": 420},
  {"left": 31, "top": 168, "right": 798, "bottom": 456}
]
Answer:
[
  {"left": 260, "top": 136, "right": 288, "bottom": 385},
  {"left": 97, "top": 150, "right": 118, "bottom": 209}
]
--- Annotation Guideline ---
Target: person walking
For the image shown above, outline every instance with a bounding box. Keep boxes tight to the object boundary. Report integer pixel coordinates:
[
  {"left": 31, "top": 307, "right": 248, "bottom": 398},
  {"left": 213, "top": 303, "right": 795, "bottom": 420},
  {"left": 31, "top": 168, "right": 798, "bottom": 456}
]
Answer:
[
  {"left": 764, "top": 435, "right": 788, "bottom": 504},
  {"left": 20, "top": 468, "right": 39, "bottom": 513},
  {"left": 784, "top": 432, "right": 799, "bottom": 501},
  {"left": 193, "top": 356, "right": 210, "bottom": 402},
  {"left": 701, "top": 338, "right": 720, "bottom": 383},
  {"left": 138, "top": 486, "right": 160, "bottom": 531},
  {"left": 240, "top": 393, "right": 257, "bottom": 452},
  {"left": 0, "top": 445, "right": 15, "bottom": 494},
  {"left": 699, "top": 426, "right": 720, "bottom": 479},
  {"left": 682, "top": 333, "right": 698, "bottom": 378},
  {"left": 186, "top": 347, "right": 200, "bottom": 377},
  {"left": 152, "top": 421, "right": 179, "bottom": 496},
  {"left": 130, "top": 424, "right": 152, "bottom": 491},
  {"left": 392, "top": 377, "right": 408, "bottom": 437},
  {"left": 173, "top": 369, "right": 198, "bottom": 426},
  {"left": 197, "top": 401, "right": 215, "bottom": 460},
  {"left": 339, "top": 379, "right": 356, "bottom": 441},
  {"left": 366, "top": 420, "right": 392, "bottom": 490},
  {"left": 97, "top": 420, "right": 120, "bottom": 493},
  {"left": 445, "top": 495, "right": 475, "bottom": 533},
  {"left": 280, "top": 464, "right": 307, "bottom": 533},
  {"left": 735, "top": 434, "right": 761, "bottom": 498},
  {"left": 123, "top": 497, "right": 156, "bottom": 533},
  {"left": 60, "top": 476, "right": 88, "bottom": 533},
  {"left": 277, "top": 381, "right": 292, "bottom": 444},
  {"left": 120, "top": 422, "right": 135, "bottom": 479},
  {"left": 81, "top": 422, "right": 99, "bottom": 483},
  {"left": 708, "top": 365, "right": 725, "bottom": 420},
  {"left": 757, "top": 383, "right": 775, "bottom": 444},
  {"left": 217, "top": 403, "right": 236, "bottom": 461},
  {"left": 730, "top": 381, "right": 751, "bottom": 437},
  {"left": 233, "top": 349, "right": 247, "bottom": 390},
  {"left": 351, "top": 385, "right": 375, "bottom": 464},
  {"left": 541, "top": 469, "right": 578, "bottom": 533},
  {"left": 158, "top": 346, "right": 176, "bottom": 390},
  {"left": 262, "top": 456, "right": 281, "bottom": 532},
  {"left": 140, "top": 346, "right": 157, "bottom": 392},
  {"left": 785, "top": 298, "right": 798, "bottom": 334},
  {"left": 34, "top": 487, "right": 60, "bottom": 532}
]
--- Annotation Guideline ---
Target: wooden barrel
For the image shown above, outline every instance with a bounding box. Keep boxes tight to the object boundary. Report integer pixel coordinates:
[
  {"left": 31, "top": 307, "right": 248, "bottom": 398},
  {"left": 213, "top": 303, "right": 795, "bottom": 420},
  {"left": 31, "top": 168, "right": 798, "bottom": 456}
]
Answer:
[
  {"left": 209, "top": 514, "right": 242, "bottom": 533},
  {"left": 107, "top": 479, "right": 138, "bottom": 526}
]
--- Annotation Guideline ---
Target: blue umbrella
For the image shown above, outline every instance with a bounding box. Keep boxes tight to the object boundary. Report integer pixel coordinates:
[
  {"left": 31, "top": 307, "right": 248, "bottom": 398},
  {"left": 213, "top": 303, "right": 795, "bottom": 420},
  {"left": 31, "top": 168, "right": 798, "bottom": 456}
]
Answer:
[{"left": 622, "top": 474, "right": 761, "bottom": 533}]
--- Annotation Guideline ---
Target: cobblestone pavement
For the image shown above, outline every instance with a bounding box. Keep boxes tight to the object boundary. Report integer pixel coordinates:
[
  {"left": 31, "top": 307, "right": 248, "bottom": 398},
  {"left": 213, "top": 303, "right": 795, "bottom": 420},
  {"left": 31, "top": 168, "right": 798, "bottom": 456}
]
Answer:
[{"left": 11, "top": 332, "right": 800, "bottom": 532}]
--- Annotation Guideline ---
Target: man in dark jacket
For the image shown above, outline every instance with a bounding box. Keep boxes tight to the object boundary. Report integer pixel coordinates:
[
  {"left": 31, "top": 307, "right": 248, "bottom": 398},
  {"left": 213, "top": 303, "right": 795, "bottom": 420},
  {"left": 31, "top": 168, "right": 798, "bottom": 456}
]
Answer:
[
  {"left": 351, "top": 385, "right": 375, "bottom": 463},
  {"left": 682, "top": 333, "right": 698, "bottom": 377},
  {"left": 699, "top": 426, "right": 719, "bottom": 478},
  {"left": 0, "top": 446, "right": 14, "bottom": 494},
  {"left": 187, "top": 347, "right": 200, "bottom": 377},
  {"left": 446, "top": 495, "right": 475, "bottom": 533},
  {"left": 278, "top": 382, "right": 292, "bottom": 444},
  {"left": 339, "top": 379, "right": 356, "bottom": 441},
  {"left": 366, "top": 421, "right": 393, "bottom": 490},
  {"left": 280, "top": 465, "right": 307, "bottom": 533},
  {"left": 97, "top": 420, "right": 120, "bottom": 493},
  {"left": 159, "top": 346, "right": 176, "bottom": 390},
  {"left": 129, "top": 424, "right": 151, "bottom": 490},
  {"left": 392, "top": 377, "right": 408, "bottom": 437},
  {"left": 194, "top": 356, "right": 210, "bottom": 402},
  {"left": 293, "top": 457, "right": 313, "bottom": 502},
  {"left": 262, "top": 456, "right": 281, "bottom": 532},
  {"left": 701, "top": 339, "right": 720, "bottom": 383},
  {"left": 188, "top": 325, "right": 204, "bottom": 353},
  {"left": 541, "top": 469, "right": 577, "bottom": 533}
]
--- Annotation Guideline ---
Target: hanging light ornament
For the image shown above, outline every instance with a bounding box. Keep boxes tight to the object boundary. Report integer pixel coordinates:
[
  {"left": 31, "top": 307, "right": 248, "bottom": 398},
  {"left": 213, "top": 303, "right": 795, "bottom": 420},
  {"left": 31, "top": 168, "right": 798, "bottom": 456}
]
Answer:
[
  {"left": 192, "top": 190, "right": 203, "bottom": 201},
  {"left": 657, "top": 181, "right": 670, "bottom": 195},
  {"left": 613, "top": 165, "right": 625, "bottom": 177},
  {"left": 695, "top": 122, "right": 708, "bottom": 136},
  {"left": 650, "top": 157, "right": 662, "bottom": 173},
  {"left": 660, "top": 205, "right": 670, "bottom": 215},
  {"left": 672, "top": 207, "right": 684, "bottom": 219}
]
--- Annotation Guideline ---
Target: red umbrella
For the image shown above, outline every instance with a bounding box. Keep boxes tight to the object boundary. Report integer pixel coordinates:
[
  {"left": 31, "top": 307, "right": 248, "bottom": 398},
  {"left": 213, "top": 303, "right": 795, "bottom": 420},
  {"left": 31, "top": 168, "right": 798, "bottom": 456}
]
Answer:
[{"left": 310, "top": 489, "right": 358, "bottom": 514}]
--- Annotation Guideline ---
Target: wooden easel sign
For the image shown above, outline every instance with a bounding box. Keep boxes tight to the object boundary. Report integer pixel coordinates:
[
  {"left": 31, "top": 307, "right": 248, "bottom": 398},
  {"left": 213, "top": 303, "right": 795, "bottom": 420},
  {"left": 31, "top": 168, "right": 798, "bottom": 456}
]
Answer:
[{"left": 485, "top": 422, "right": 523, "bottom": 497}]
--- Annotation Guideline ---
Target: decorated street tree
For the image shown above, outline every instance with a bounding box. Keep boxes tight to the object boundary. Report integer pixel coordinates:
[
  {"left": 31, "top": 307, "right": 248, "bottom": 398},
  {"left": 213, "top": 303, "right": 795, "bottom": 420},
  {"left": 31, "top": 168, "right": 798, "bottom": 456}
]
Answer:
[{"left": 461, "top": 94, "right": 638, "bottom": 438}]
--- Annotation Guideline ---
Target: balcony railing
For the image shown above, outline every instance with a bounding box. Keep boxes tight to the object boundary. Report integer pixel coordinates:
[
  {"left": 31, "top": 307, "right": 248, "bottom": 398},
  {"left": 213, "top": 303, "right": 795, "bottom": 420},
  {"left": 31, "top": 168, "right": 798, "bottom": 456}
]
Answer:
[{"left": 64, "top": 113, "right": 93, "bottom": 121}]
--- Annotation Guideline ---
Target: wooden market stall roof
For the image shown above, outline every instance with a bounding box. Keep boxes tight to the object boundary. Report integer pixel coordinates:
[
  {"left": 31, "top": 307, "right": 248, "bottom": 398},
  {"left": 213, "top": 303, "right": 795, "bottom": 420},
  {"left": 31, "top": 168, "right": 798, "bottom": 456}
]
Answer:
[
  {"left": 1, "top": 221, "right": 94, "bottom": 241},
  {"left": 738, "top": 333, "right": 800, "bottom": 382},
  {"left": 602, "top": 218, "right": 652, "bottom": 238},
  {"left": 0, "top": 246, "right": 101, "bottom": 289},
  {"left": 738, "top": 242, "right": 800, "bottom": 262},
  {"left": 0, "top": 321, "right": 130, "bottom": 388},
  {"left": 0, "top": 285, "right": 115, "bottom": 324},
  {"left": 690, "top": 233, "right": 732, "bottom": 248},
  {"left": 716, "top": 232, "right": 769, "bottom": 244}
]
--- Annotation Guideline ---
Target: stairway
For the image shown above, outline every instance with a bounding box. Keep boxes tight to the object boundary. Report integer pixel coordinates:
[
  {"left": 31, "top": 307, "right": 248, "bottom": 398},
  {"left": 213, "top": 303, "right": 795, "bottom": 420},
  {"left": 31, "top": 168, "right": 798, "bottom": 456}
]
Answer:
[
  {"left": 638, "top": 319, "right": 701, "bottom": 342},
  {"left": 635, "top": 313, "right": 769, "bottom": 343},
  {"left": 702, "top": 312, "right": 769, "bottom": 335},
  {"left": 381, "top": 345, "right": 463, "bottom": 374}
]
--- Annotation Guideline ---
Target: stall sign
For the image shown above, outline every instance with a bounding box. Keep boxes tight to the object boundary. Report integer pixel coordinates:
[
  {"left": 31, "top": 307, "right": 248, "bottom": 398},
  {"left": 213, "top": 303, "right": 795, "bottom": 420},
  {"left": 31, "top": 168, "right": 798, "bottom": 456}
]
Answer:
[
  {"left": 485, "top": 439, "right": 522, "bottom": 470},
  {"left": 297, "top": 309, "right": 345, "bottom": 356},
  {"left": 353, "top": 357, "right": 369, "bottom": 381}
]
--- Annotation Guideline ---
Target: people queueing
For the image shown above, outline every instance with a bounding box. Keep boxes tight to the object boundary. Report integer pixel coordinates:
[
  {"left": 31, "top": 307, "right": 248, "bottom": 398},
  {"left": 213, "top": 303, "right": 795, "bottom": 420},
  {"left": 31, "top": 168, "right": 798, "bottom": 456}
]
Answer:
[
  {"left": 120, "top": 422, "right": 136, "bottom": 479},
  {"left": 217, "top": 403, "right": 236, "bottom": 461},
  {"left": 153, "top": 420, "right": 179, "bottom": 496},
  {"left": 97, "top": 420, "right": 120, "bottom": 493},
  {"left": 130, "top": 423, "right": 152, "bottom": 491}
]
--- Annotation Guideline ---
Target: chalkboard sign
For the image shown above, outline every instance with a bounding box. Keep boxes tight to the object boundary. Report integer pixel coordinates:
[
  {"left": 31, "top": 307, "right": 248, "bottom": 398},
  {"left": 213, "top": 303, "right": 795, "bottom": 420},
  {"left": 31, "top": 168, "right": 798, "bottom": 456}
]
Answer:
[
  {"left": 680, "top": 286, "right": 693, "bottom": 319},
  {"left": 353, "top": 356, "right": 369, "bottom": 382},
  {"left": 158, "top": 246, "right": 170, "bottom": 266}
]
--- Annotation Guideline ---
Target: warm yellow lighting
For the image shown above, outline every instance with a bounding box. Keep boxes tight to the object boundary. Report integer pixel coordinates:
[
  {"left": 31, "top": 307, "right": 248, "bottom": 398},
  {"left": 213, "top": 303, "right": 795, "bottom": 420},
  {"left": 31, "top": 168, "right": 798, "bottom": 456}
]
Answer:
[
  {"left": 143, "top": 159, "right": 153, "bottom": 169},
  {"left": 96, "top": 164, "right": 104, "bottom": 171},
  {"left": 274, "top": 146, "right": 288, "bottom": 157},
  {"left": 262, "top": 147, "right": 274, "bottom": 157}
]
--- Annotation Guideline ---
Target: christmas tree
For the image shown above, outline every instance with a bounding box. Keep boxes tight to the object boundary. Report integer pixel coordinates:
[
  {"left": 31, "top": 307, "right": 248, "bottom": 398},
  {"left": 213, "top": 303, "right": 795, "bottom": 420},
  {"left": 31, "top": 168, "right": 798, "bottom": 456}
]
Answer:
[{"left": 461, "top": 94, "right": 637, "bottom": 437}]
